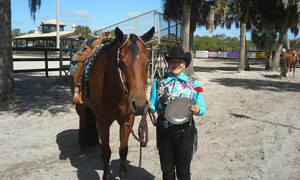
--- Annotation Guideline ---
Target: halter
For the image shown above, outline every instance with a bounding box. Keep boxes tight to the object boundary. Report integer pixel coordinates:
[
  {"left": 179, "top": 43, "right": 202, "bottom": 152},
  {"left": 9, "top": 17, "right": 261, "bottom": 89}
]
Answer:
[{"left": 116, "top": 34, "right": 147, "bottom": 94}]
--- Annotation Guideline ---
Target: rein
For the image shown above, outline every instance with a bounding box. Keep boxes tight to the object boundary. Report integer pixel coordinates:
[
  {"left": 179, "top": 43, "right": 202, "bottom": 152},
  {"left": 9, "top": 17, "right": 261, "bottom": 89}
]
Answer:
[
  {"left": 125, "top": 108, "right": 157, "bottom": 147},
  {"left": 125, "top": 108, "right": 157, "bottom": 168}
]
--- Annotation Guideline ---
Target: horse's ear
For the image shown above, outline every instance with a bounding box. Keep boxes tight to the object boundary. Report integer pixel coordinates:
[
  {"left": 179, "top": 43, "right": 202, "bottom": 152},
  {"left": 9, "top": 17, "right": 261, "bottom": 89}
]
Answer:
[
  {"left": 115, "top": 27, "right": 124, "bottom": 42},
  {"left": 140, "top": 26, "right": 155, "bottom": 43}
]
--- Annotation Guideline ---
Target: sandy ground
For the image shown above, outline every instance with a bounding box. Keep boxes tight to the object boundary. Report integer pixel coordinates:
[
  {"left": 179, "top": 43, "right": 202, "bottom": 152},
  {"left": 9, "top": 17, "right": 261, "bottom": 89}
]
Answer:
[{"left": 0, "top": 58, "right": 299, "bottom": 180}]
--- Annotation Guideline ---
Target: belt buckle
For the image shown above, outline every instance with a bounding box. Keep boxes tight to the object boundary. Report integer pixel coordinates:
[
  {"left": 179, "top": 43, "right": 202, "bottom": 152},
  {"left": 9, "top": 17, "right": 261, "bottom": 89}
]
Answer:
[{"left": 162, "top": 122, "right": 170, "bottom": 129}]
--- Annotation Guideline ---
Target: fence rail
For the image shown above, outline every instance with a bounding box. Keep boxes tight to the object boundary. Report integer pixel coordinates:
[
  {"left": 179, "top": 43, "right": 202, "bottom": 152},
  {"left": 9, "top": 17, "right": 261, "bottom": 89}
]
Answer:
[{"left": 12, "top": 47, "right": 76, "bottom": 77}]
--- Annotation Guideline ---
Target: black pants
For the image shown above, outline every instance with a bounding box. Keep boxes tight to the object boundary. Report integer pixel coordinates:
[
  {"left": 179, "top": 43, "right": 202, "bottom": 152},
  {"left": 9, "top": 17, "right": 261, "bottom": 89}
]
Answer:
[{"left": 156, "top": 123, "right": 196, "bottom": 180}]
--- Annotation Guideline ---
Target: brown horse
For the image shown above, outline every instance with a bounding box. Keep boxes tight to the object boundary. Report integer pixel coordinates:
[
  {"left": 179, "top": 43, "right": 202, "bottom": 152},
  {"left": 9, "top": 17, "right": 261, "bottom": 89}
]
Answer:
[
  {"left": 70, "top": 27, "right": 154, "bottom": 179},
  {"left": 280, "top": 49, "right": 299, "bottom": 78}
]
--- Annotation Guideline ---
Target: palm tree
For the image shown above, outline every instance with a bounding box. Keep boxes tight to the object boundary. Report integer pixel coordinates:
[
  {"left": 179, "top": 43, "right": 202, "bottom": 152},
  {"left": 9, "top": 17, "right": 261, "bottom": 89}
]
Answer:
[
  {"left": 162, "top": 0, "right": 195, "bottom": 76},
  {"left": 206, "top": 0, "right": 253, "bottom": 72},
  {"left": 0, "top": 0, "right": 41, "bottom": 103},
  {"left": 237, "top": 0, "right": 250, "bottom": 73}
]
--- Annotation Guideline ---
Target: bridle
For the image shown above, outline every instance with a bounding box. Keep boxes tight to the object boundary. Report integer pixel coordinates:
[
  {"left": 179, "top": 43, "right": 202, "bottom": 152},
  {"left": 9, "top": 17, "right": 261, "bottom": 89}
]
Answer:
[
  {"left": 116, "top": 34, "right": 147, "bottom": 94},
  {"left": 115, "top": 33, "right": 157, "bottom": 168}
]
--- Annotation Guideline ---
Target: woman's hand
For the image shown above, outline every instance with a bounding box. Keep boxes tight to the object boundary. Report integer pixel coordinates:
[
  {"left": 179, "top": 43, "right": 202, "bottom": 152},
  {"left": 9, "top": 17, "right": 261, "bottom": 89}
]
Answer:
[{"left": 189, "top": 104, "right": 200, "bottom": 115}]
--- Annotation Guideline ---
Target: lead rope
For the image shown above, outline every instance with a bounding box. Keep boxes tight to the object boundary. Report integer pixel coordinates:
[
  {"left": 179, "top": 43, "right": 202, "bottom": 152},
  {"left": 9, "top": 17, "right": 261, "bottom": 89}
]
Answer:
[{"left": 125, "top": 108, "right": 157, "bottom": 168}]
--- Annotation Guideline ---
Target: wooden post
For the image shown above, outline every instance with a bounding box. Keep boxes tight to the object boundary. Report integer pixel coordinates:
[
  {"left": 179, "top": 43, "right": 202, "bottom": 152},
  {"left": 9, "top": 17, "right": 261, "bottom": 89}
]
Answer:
[
  {"left": 59, "top": 44, "right": 63, "bottom": 76},
  {"left": 45, "top": 50, "right": 49, "bottom": 77}
]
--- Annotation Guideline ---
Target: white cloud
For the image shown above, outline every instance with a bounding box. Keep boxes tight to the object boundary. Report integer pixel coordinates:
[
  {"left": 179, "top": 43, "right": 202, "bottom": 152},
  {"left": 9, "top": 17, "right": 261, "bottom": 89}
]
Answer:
[
  {"left": 75, "top": 11, "right": 92, "bottom": 18},
  {"left": 126, "top": 11, "right": 141, "bottom": 18}
]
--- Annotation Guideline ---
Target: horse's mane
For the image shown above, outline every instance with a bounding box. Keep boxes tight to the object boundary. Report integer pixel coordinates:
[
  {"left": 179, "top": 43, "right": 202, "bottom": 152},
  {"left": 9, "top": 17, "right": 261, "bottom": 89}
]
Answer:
[{"left": 100, "top": 34, "right": 139, "bottom": 60}]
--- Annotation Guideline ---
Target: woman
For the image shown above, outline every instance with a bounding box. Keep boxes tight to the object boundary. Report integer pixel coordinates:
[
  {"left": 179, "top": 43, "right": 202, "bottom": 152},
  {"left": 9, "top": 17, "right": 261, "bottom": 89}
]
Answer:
[{"left": 150, "top": 46, "right": 206, "bottom": 180}]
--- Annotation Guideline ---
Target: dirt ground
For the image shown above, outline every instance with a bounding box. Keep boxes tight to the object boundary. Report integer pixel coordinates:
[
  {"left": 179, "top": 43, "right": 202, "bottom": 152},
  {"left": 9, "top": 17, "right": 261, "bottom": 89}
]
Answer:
[{"left": 0, "top": 58, "right": 299, "bottom": 180}]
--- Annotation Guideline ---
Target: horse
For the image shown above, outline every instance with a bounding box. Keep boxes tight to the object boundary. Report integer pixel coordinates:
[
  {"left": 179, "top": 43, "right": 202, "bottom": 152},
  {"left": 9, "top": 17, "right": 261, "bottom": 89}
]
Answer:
[
  {"left": 70, "top": 26, "right": 155, "bottom": 179},
  {"left": 280, "top": 49, "right": 299, "bottom": 78}
]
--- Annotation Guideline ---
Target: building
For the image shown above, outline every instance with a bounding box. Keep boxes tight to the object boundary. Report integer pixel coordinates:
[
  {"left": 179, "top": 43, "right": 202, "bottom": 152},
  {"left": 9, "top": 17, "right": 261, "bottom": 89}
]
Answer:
[{"left": 14, "top": 18, "right": 85, "bottom": 48}]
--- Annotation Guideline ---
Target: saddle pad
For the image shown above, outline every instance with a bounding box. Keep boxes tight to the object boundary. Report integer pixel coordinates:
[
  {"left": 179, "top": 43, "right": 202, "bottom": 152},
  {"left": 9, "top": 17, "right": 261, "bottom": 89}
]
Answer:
[{"left": 70, "top": 37, "right": 114, "bottom": 81}]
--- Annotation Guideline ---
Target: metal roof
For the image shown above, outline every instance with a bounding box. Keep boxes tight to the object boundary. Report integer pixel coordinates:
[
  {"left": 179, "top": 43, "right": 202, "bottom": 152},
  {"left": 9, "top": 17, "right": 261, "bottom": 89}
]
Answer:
[
  {"left": 14, "top": 31, "right": 74, "bottom": 39},
  {"left": 40, "top": 18, "right": 66, "bottom": 26}
]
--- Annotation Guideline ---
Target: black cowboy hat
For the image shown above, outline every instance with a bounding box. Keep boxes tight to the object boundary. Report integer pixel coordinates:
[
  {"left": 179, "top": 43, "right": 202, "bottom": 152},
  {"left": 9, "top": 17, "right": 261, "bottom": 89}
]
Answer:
[{"left": 165, "top": 46, "right": 192, "bottom": 67}]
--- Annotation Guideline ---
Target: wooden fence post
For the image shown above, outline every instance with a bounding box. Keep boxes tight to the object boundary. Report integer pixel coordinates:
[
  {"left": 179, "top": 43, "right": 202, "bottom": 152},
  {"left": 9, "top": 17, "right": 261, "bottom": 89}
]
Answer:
[
  {"left": 59, "top": 46, "right": 63, "bottom": 76},
  {"left": 45, "top": 50, "right": 48, "bottom": 77}
]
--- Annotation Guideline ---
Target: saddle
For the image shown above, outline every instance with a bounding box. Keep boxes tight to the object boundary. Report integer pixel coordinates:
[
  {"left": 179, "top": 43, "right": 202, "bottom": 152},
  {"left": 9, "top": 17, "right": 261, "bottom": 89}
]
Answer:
[{"left": 72, "top": 37, "right": 113, "bottom": 104}]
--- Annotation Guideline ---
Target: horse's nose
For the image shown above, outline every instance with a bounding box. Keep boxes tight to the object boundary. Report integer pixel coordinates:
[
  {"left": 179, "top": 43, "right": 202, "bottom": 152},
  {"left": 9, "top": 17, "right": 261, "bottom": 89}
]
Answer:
[{"left": 130, "top": 100, "right": 149, "bottom": 115}]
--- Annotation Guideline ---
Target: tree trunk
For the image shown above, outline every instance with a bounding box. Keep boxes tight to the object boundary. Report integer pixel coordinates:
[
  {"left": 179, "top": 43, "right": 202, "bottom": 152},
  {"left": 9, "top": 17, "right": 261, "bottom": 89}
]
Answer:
[
  {"left": 271, "top": 31, "right": 284, "bottom": 71},
  {"left": 0, "top": 0, "right": 14, "bottom": 103},
  {"left": 286, "top": 29, "right": 290, "bottom": 49},
  {"left": 189, "top": 28, "right": 194, "bottom": 52},
  {"left": 238, "top": 23, "right": 246, "bottom": 73},
  {"left": 237, "top": 1, "right": 249, "bottom": 73},
  {"left": 264, "top": 27, "right": 275, "bottom": 70},
  {"left": 271, "top": 11, "right": 291, "bottom": 71},
  {"left": 182, "top": 0, "right": 194, "bottom": 77},
  {"left": 244, "top": 36, "right": 250, "bottom": 71}
]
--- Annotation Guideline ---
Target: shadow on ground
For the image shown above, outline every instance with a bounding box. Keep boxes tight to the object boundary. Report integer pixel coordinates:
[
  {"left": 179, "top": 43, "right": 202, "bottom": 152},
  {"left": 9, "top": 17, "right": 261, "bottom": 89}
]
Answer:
[
  {"left": 0, "top": 73, "right": 73, "bottom": 116},
  {"left": 210, "top": 78, "right": 300, "bottom": 92},
  {"left": 231, "top": 113, "right": 300, "bottom": 130},
  {"left": 56, "top": 129, "right": 155, "bottom": 180},
  {"left": 194, "top": 59, "right": 267, "bottom": 72}
]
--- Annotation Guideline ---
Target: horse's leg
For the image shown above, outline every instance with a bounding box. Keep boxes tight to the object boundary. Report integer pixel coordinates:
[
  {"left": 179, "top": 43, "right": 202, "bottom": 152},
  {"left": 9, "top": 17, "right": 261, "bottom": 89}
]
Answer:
[
  {"left": 75, "top": 104, "right": 88, "bottom": 156},
  {"left": 75, "top": 105, "right": 99, "bottom": 157},
  {"left": 84, "top": 107, "right": 100, "bottom": 148},
  {"left": 96, "top": 120, "right": 111, "bottom": 180},
  {"left": 119, "top": 114, "right": 135, "bottom": 180}
]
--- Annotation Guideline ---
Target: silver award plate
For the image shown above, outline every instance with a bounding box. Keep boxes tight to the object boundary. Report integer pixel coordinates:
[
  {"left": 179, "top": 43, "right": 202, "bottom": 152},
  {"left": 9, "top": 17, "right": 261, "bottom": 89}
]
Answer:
[{"left": 165, "top": 97, "right": 194, "bottom": 124}]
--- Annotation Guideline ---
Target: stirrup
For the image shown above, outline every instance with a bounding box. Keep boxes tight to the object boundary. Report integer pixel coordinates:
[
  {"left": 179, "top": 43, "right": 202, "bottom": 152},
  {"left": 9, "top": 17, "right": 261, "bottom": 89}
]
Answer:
[{"left": 73, "top": 87, "right": 84, "bottom": 104}]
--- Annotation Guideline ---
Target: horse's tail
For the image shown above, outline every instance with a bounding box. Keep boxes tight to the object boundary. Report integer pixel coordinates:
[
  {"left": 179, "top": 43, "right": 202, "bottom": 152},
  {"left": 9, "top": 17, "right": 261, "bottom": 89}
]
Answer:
[{"left": 84, "top": 106, "right": 100, "bottom": 147}]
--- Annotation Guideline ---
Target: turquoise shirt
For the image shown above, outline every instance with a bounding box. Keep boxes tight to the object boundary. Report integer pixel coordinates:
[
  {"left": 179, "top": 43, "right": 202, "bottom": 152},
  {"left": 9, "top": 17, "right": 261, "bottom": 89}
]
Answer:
[{"left": 150, "top": 72, "right": 206, "bottom": 116}]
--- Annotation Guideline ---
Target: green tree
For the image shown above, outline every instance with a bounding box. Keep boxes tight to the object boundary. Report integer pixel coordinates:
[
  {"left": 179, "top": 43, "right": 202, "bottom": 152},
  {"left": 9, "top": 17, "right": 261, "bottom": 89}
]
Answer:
[
  {"left": 269, "top": 0, "right": 300, "bottom": 71},
  {"left": 11, "top": 28, "right": 24, "bottom": 38},
  {"left": 11, "top": 28, "right": 25, "bottom": 46},
  {"left": 28, "top": 30, "right": 35, "bottom": 34},
  {"left": 193, "top": 34, "right": 252, "bottom": 51},
  {"left": 74, "top": 25, "right": 93, "bottom": 40},
  {"left": 0, "top": 0, "right": 41, "bottom": 103},
  {"left": 250, "top": 0, "right": 300, "bottom": 70}
]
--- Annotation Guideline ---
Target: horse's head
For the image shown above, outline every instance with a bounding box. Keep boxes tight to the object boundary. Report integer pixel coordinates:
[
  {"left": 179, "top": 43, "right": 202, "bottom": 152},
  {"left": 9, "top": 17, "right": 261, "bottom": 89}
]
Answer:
[{"left": 115, "top": 27, "right": 155, "bottom": 115}]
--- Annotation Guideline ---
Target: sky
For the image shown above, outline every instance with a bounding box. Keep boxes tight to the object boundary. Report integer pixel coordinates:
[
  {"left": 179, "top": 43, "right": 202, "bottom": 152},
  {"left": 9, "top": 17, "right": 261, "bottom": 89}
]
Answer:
[{"left": 11, "top": 0, "right": 300, "bottom": 40}]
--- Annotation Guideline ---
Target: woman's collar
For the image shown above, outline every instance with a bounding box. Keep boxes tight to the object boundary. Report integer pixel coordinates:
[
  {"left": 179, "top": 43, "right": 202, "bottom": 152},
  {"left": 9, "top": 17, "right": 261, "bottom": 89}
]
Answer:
[{"left": 166, "top": 72, "right": 188, "bottom": 83}]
